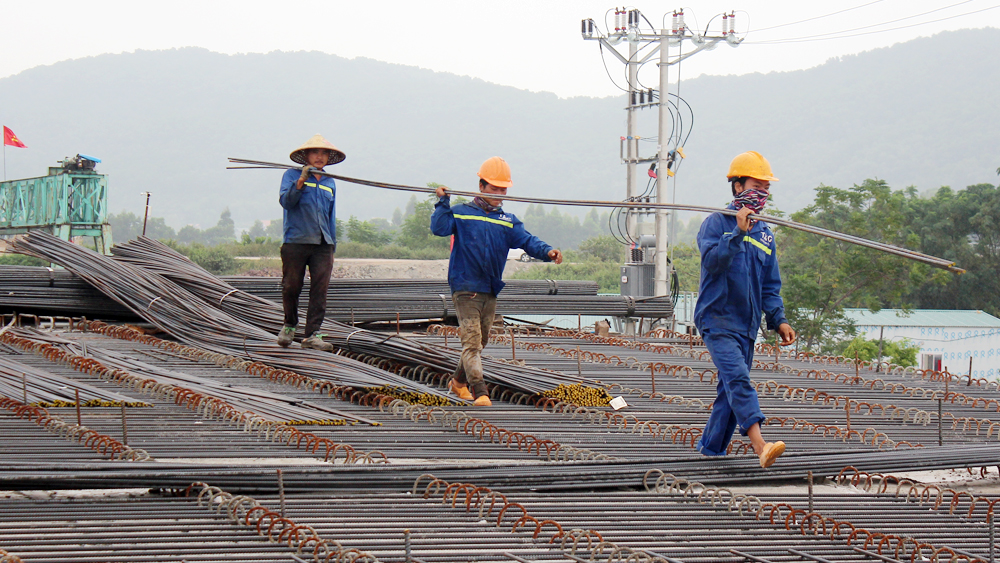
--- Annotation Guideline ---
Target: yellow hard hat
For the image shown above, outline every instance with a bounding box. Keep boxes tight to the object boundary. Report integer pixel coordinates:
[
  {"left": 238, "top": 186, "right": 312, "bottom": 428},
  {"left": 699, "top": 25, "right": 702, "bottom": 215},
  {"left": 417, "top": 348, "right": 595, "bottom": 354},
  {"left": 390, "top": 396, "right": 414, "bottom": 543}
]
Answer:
[
  {"left": 477, "top": 156, "right": 512, "bottom": 188},
  {"left": 727, "top": 151, "right": 778, "bottom": 182},
  {"left": 290, "top": 134, "right": 346, "bottom": 166}
]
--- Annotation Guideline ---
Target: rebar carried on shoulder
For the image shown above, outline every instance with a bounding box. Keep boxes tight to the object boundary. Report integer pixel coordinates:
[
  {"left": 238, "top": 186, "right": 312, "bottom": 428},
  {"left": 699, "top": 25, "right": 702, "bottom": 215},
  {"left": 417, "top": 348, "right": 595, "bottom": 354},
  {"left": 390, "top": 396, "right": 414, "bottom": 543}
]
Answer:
[{"left": 227, "top": 157, "right": 965, "bottom": 273}]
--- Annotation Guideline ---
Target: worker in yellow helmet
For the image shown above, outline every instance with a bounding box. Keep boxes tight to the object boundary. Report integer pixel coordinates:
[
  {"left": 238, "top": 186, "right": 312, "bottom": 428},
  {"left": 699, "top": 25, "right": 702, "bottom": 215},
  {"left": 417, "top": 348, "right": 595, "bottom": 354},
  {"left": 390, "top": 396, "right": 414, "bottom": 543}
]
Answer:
[
  {"left": 693, "top": 151, "right": 796, "bottom": 468},
  {"left": 431, "top": 157, "right": 563, "bottom": 405}
]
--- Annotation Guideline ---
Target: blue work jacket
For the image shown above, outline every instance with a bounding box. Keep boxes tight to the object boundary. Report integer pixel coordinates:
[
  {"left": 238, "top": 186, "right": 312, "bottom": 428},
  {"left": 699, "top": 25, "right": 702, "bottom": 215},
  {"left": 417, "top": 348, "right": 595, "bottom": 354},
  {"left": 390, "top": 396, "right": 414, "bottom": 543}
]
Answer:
[
  {"left": 431, "top": 196, "right": 553, "bottom": 296},
  {"left": 693, "top": 205, "right": 788, "bottom": 339},
  {"left": 278, "top": 168, "right": 337, "bottom": 245}
]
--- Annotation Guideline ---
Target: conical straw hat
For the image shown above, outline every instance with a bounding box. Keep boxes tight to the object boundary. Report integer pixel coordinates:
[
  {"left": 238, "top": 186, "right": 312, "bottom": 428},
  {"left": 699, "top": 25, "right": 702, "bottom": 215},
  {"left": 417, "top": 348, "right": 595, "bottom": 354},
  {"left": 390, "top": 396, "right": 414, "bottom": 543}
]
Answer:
[{"left": 289, "top": 134, "right": 346, "bottom": 166}]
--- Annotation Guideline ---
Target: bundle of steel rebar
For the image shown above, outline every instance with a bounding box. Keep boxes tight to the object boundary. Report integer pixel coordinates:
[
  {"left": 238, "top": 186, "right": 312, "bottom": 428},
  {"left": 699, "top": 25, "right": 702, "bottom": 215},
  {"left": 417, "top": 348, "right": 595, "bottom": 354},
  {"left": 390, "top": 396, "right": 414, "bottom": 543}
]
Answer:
[
  {"left": 111, "top": 236, "right": 609, "bottom": 396},
  {"left": 0, "top": 355, "right": 145, "bottom": 407},
  {"left": 2, "top": 443, "right": 999, "bottom": 491},
  {"left": 228, "top": 157, "right": 966, "bottom": 273},
  {"left": 3, "top": 232, "right": 455, "bottom": 402},
  {"left": 223, "top": 277, "right": 600, "bottom": 296},
  {"left": 0, "top": 265, "right": 660, "bottom": 321},
  {"left": 11, "top": 327, "right": 370, "bottom": 424},
  {"left": 0, "top": 265, "right": 134, "bottom": 318},
  {"left": 237, "top": 290, "right": 671, "bottom": 322},
  {"left": 2, "top": 483, "right": 992, "bottom": 563}
]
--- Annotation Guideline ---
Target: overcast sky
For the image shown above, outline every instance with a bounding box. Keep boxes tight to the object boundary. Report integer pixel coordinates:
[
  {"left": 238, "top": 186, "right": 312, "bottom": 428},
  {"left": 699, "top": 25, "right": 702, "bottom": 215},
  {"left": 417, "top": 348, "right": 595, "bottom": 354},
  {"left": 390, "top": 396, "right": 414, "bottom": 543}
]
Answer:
[{"left": 2, "top": 0, "right": 999, "bottom": 98}]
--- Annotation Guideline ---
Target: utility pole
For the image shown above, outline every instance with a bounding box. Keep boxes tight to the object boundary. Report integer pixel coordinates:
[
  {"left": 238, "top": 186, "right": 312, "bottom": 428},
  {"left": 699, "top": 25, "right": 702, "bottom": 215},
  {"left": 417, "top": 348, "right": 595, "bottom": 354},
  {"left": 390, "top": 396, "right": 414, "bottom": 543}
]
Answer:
[
  {"left": 655, "top": 27, "right": 670, "bottom": 297},
  {"left": 582, "top": 9, "right": 741, "bottom": 299},
  {"left": 140, "top": 192, "right": 151, "bottom": 237},
  {"left": 626, "top": 39, "right": 638, "bottom": 242}
]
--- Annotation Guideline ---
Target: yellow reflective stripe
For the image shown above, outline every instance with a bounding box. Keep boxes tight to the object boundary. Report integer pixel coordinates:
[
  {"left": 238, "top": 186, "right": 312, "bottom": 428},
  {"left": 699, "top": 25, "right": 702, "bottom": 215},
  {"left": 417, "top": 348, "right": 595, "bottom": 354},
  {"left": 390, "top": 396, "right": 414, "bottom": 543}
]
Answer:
[
  {"left": 743, "top": 236, "right": 772, "bottom": 255},
  {"left": 304, "top": 182, "right": 333, "bottom": 195},
  {"left": 453, "top": 214, "right": 513, "bottom": 228}
]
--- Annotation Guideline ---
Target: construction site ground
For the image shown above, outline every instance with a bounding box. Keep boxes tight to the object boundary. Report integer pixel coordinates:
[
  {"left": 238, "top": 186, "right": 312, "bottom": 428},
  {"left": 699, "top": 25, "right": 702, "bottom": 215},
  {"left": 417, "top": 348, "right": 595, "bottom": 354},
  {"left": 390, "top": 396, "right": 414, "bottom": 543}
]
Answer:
[{"left": 0, "top": 234, "right": 997, "bottom": 563}]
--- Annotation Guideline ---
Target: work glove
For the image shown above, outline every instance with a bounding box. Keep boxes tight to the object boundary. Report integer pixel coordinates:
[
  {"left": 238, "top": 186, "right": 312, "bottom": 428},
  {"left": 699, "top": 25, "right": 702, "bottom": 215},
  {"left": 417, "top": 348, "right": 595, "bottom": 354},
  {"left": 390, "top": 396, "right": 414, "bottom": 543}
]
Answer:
[{"left": 299, "top": 165, "right": 314, "bottom": 182}]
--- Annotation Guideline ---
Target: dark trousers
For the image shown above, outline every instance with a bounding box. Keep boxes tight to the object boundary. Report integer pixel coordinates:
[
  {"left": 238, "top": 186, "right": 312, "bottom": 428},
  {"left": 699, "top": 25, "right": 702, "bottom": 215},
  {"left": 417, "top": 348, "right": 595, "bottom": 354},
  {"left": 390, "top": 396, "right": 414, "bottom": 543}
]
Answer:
[{"left": 280, "top": 243, "right": 334, "bottom": 337}]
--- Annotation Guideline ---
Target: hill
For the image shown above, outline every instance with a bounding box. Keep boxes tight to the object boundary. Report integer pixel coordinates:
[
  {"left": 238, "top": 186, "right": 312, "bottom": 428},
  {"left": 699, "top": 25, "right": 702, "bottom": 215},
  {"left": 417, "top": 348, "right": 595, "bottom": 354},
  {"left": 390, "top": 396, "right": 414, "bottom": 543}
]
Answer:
[{"left": 0, "top": 28, "right": 997, "bottom": 231}]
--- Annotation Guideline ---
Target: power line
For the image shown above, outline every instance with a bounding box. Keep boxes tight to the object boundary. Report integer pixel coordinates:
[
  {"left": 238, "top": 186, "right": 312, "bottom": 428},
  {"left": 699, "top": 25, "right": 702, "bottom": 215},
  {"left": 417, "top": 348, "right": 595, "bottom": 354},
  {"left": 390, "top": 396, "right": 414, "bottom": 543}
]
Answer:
[
  {"left": 749, "top": 3, "right": 1000, "bottom": 44},
  {"left": 598, "top": 42, "right": 629, "bottom": 92},
  {"left": 752, "top": 0, "right": 971, "bottom": 42},
  {"left": 748, "top": 1, "right": 997, "bottom": 44},
  {"left": 749, "top": 0, "right": 888, "bottom": 33}
]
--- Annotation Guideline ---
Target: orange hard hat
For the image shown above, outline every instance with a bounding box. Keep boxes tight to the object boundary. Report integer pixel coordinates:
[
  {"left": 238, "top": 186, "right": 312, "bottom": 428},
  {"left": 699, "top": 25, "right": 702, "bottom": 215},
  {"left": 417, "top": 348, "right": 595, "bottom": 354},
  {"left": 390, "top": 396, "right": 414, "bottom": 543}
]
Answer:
[
  {"left": 477, "top": 156, "right": 512, "bottom": 188},
  {"left": 727, "top": 151, "right": 778, "bottom": 182}
]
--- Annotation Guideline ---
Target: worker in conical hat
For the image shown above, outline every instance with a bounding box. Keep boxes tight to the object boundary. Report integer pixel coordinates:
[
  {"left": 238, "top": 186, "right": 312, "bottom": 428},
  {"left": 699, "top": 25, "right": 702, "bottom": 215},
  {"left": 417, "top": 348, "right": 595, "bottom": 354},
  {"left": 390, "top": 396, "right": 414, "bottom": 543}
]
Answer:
[{"left": 276, "top": 134, "right": 347, "bottom": 351}]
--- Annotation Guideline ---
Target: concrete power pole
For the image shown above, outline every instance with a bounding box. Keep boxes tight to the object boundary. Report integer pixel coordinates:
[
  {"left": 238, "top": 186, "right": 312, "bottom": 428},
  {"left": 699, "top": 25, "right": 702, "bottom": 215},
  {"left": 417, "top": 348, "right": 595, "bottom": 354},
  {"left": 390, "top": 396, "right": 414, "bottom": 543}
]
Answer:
[
  {"left": 626, "top": 39, "right": 638, "bottom": 242},
  {"left": 582, "top": 9, "right": 742, "bottom": 302},
  {"left": 655, "top": 29, "right": 671, "bottom": 297}
]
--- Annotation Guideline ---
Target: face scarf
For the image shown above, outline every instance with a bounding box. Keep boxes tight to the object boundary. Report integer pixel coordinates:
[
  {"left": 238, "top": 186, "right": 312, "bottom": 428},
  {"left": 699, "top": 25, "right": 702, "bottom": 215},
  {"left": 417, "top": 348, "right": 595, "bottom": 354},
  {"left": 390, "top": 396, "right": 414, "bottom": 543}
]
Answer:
[
  {"left": 733, "top": 188, "right": 769, "bottom": 214},
  {"left": 473, "top": 196, "right": 501, "bottom": 213}
]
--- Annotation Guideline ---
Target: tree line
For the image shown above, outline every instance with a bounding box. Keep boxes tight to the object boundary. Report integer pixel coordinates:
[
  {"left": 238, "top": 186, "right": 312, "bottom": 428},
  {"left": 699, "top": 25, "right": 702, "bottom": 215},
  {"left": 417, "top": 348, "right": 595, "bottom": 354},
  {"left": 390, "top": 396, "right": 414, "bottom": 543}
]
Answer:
[{"left": 775, "top": 179, "right": 1000, "bottom": 356}]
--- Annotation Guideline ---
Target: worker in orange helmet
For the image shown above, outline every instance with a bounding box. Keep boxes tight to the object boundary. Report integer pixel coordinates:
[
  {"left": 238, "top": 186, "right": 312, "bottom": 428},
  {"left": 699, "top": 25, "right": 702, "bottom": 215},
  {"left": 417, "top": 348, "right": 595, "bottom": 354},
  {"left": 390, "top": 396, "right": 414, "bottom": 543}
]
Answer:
[
  {"left": 693, "top": 151, "right": 796, "bottom": 468},
  {"left": 431, "top": 157, "right": 563, "bottom": 405}
]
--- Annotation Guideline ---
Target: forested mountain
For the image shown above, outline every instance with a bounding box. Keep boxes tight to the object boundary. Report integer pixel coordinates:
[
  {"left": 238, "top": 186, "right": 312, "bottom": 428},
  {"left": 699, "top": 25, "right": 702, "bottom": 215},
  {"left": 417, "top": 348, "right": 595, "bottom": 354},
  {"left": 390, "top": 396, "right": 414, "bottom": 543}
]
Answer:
[{"left": 0, "top": 28, "right": 997, "bottom": 232}]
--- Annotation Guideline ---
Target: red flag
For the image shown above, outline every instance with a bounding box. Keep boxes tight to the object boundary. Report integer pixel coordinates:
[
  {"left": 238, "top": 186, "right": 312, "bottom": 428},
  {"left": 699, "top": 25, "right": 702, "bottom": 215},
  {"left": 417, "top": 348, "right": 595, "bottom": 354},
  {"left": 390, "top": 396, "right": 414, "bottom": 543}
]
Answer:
[{"left": 3, "top": 126, "right": 26, "bottom": 148}]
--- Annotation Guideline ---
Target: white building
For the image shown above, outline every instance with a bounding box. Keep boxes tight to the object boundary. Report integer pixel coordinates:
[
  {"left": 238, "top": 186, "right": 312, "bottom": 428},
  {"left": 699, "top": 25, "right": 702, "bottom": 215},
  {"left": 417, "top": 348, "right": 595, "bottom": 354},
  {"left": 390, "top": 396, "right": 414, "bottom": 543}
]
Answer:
[{"left": 844, "top": 309, "right": 1000, "bottom": 380}]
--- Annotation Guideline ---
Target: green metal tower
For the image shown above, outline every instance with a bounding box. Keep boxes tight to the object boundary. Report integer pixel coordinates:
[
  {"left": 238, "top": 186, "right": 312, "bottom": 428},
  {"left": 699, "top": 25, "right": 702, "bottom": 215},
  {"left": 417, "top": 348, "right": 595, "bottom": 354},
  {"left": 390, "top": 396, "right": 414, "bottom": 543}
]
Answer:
[{"left": 0, "top": 155, "right": 113, "bottom": 254}]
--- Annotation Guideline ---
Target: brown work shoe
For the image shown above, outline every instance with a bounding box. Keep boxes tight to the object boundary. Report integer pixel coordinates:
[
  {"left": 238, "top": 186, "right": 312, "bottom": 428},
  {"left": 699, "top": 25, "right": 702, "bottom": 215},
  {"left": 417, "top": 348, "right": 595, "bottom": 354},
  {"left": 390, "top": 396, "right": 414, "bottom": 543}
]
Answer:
[
  {"left": 301, "top": 334, "right": 334, "bottom": 352},
  {"left": 473, "top": 395, "right": 492, "bottom": 407},
  {"left": 448, "top": 378, "right": 473, "bottom": 400},
  {"left": 277, "top": 326, "right": 296, "bottom": 347},
  {"left": 759, "top": 441, "right": 786, "bottom": 468}
]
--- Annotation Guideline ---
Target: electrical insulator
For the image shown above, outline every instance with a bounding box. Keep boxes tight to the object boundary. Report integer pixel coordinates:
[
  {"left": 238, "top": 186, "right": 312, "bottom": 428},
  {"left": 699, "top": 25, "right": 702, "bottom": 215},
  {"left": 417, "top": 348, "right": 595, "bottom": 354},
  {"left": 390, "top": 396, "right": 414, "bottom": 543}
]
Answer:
[
  {"left": 588, "top": 19, "right": 594, "bottom": 36},
  {"left": 722, "top": 12, "right": 728, "bottom": 34},
  {"left": 648, "top": 88, "right": 654, "bottom": 101},
  {"left": 729, "top": 12, "right": 736, "bottom": 34},
  {"left": 615, "top": 8, "right": 622, "bottom": 32},
  {"left": 677, "top": 10, "right": 685, "bottom": 35},
  {"left": 581, "top": 19, "right": 587, "bottom": 36},
  {"left": 630, "top": 91, "right": 637, "bottom": 106},
  {"left": 671, "top": 11, "right": 678, "bottom": 34},
  {"left": 639, "top": 90, "right": 644, "bottom": 104}
]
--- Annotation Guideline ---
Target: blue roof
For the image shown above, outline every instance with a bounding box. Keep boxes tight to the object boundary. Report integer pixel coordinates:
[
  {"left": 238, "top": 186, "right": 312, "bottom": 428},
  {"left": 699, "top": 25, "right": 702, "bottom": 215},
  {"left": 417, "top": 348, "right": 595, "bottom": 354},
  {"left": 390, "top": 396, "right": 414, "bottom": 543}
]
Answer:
[{"left": 843, "top": 309, "right": 1000, "bottom": 328}]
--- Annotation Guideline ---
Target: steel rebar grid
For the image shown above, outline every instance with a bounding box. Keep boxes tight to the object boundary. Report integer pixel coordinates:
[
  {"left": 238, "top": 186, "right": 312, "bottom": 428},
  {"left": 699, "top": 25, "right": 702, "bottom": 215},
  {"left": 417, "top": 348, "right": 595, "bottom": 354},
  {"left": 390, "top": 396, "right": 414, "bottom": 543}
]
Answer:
[
  {"left": 108, "top": 236, "right": 611, "bottom": 399},
  {"left": 4, "top": 232, "right": 456, "bottom": 404}
]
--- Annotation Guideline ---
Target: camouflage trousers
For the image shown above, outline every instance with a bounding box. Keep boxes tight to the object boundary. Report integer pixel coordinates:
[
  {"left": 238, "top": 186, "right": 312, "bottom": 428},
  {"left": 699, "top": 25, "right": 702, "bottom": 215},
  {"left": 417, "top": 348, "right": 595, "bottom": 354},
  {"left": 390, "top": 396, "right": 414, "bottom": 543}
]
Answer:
[{"left": 451, "top": 291, "right": 497, "bottom": 399}]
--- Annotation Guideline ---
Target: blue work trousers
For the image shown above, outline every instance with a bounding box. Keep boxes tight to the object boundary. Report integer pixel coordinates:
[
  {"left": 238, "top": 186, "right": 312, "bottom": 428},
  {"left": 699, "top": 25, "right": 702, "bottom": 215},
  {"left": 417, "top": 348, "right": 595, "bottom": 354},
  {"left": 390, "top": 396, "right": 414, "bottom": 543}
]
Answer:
[{"left": 696, "top": 329, "right": 766, "bottom": 456}]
